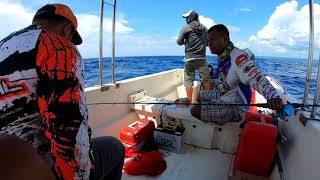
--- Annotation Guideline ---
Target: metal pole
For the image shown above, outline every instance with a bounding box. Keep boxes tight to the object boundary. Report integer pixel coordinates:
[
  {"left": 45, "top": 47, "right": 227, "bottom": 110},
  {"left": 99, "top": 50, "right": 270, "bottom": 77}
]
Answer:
[
  {"left": 99, "top": 0, "right": 104, "bottom": 86},
  {"left": 311, "top": 52, "right": 320, "bottom": 118},
  {"left": 111, "top": 0, "right": 117, "bottom": 84},
  {"left": 302, "top": 0, "right": 314, "bottom": 110},
  {"left": 309, "top": 0, "right": 320, "bottom": 118}
]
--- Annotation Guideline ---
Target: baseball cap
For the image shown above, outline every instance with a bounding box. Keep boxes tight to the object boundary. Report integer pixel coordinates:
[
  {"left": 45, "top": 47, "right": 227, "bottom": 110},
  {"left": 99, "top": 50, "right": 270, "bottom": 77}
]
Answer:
[
  {"left": 34, "top": 4, "right": 82, "bottom": 45},
  {"left": 182, "top": 10, "right": 198, "bottom": 18}
]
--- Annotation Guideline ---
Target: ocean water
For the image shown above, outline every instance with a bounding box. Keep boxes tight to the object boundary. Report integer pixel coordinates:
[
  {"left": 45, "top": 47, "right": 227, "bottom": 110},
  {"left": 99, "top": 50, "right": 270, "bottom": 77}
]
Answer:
[{"left": 84, "top": 56, "right": 320, "bottom": 105}]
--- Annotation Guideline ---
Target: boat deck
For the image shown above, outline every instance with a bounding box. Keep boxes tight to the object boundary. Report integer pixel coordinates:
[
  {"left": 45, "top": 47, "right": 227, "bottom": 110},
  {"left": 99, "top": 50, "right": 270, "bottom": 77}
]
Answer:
[{"left": 122, "top": 144, "right": 233, "bottom": 180}]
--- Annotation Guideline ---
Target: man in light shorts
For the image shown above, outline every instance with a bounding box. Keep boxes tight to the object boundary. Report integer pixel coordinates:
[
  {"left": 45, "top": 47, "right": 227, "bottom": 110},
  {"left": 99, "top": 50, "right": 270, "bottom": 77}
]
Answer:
[{"left": 177, "top": 10, "right": 212, "bottom": 102}]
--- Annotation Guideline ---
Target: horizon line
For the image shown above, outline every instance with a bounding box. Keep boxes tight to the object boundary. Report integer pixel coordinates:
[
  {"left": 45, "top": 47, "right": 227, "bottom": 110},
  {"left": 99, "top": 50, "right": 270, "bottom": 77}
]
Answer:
[{"left": 83, "top": 55, "right": 308, "bottom": 60}]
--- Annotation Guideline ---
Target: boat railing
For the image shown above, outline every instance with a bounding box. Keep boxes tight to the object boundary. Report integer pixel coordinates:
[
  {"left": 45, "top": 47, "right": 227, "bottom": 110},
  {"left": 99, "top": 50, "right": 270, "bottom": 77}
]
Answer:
[
  {"left": 99, "top": 0, "right": 117, "bottom": 87},
  {"left": 303, "top": 0, "right": 315, "bottom": 111},
  {"left": 303, "top": 0, "right": 320, "bottom": 120}
]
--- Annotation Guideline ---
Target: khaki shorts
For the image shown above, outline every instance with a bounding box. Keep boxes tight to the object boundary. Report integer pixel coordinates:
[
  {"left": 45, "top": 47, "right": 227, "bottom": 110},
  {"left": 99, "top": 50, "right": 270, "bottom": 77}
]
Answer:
[{"left": 184, "top": 59, "right": 211, "bottom": 87}]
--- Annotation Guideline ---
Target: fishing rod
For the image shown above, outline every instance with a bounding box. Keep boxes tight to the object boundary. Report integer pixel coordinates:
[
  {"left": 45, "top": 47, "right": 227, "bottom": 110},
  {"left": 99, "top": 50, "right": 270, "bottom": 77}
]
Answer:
[{"left": 87, "top": 102, "right": 320, "bottom": 108}]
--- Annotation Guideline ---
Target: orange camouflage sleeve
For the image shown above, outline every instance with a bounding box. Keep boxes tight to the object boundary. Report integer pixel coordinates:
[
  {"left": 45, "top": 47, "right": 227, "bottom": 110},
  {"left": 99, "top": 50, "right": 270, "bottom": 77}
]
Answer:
[{"left": 36, "top": 31, "right": 92, "bottom": 180}]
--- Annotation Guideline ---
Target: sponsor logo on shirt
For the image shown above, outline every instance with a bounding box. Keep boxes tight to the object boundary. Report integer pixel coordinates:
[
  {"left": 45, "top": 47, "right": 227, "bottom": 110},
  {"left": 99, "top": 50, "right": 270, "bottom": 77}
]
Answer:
[
  {"left": 243, "top": 64, "right": 255, "bottom": 73},
  {"left": 248, "top": 68, "right": 259, "bottom": 77},
  {"left": 235, "top": 54, "right": 249, "bottom": 67},
  {"left": 0, "top": 78, "right": 29, "bottom": 100}
]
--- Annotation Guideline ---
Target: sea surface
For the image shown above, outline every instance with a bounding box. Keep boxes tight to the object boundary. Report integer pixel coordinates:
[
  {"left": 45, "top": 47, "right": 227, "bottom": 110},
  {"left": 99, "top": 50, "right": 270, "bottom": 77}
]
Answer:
[{"left": 84, "top": 56, "right": 320, "bottom": 106}]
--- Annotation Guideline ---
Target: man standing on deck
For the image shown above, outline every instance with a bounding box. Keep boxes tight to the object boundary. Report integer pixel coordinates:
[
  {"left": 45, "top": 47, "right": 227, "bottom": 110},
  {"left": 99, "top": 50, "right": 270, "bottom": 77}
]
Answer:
[
  {"left": 191, "top": 24, "right": 286, "bottom": 124},
  {"left": 177, "top": 10, "right": 212, "bottom": 102},
  {"left": 0, "top": 4, "right": 124, "bottom": 180}
]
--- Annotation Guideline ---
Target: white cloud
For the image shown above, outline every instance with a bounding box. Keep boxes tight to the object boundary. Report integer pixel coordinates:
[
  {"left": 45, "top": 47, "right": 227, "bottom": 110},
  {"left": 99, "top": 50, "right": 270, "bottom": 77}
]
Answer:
[
  {"left": 0, "top": 0, "right": 135, "bottom": 58},
  {"left": 76, "top": 14, "right": 135, "bottom": 57},
  {"left": 0, "top": 1, "right": 34, "bottom": 39},
  {"left": 76, "top": 14, "right": 133, "bottom": 35},
  {"left": 199, "top": 15, "right": 215, "bottom": 29},
  {"left": 239, "top": 1, "right": 320, "bottom": 57},
  {"left": 238, "top": 8, "right": 252, "bottom": 12},
  {"left": 77, "top": 14, "right": 134, "bottom": 36}
]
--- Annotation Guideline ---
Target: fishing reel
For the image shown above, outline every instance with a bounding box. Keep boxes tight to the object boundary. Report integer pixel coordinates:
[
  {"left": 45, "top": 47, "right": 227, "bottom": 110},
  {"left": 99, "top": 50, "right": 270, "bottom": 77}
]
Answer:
[{"left": 274, "top": 104, "right": 295, "bottom": 122}]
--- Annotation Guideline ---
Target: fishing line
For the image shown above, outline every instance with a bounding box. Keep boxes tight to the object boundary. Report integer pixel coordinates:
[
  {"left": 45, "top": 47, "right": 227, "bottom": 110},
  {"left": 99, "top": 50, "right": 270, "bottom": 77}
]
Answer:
[{"left": 87, "top": 102, "right": 319, "bottom": 108}]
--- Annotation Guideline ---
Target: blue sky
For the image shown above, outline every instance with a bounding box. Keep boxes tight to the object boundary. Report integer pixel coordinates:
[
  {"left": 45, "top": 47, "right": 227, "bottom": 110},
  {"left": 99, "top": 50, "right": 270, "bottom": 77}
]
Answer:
[{"left": 0, "top": 0, "right": 319, "bottom": 58}]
